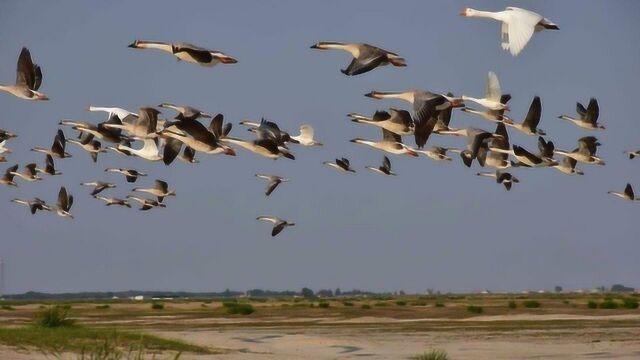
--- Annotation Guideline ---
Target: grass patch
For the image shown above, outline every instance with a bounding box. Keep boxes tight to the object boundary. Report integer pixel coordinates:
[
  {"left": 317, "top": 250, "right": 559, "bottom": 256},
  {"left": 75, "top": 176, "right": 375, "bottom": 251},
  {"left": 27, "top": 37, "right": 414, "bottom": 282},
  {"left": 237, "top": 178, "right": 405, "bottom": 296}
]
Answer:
[
  {"left": 395, "top": 301, "right": 407, "bottom": 306},
  {"left": 599, "top": 299, "right": 619, "bottom": 309},
  {"left": 522, "top": 300, "right": 541, "bottom": 308},
  {"left": 361, "top": 304, "right": 371, "bottom": 309},
  {"left": 1, "top": 304, "right": 15, "bottom": 311},
  {"left": 95, "top": 304, "right": 110, "bottom": 310},
  {"left": 411, "top": 301, "right": 427, "bottom": 306},
  {"left": 318, "top": 302, "right": 330, "bottom": 309},
  {"left": 587, "top": 300, "right": 598, "bottom": 309},
  {"left": 342, "top": 301, "right": 354, "bottom": 307},
  {"left": 374, "top": 302, "right": 389, "bottom": 307},
  {"left": 0, "top": 326, "right": 210, "bottom": 355},
  {"left": 508, "top": 301, "right": 517, "bottom": 309},
  {"left": 434, "top": 302, "right": 445, "bottom": 308},
  {"left": 151, "top": 302, "right": 165, "bottom": 310},
  {"left": 467, "top": 305, "right": 483, "bottom": 314},
  {"left": 622, "top": 298, "right": 639, "bottom": 309},
  {"left": 223, "top": 302, "right": 254, "bottom": 315},
  {"left": 411, "top": 348, "right": 449, "bottom": 360},
  {"left": 37, "top": 306, "right": 75, "bottom": 328}
]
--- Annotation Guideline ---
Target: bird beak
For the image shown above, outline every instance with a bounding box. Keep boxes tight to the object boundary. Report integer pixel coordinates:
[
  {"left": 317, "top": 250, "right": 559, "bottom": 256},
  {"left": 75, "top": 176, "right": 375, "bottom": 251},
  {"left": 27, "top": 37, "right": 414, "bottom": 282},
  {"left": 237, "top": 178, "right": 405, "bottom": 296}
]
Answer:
[
  {"left": 459, "top": 8, "right": 468, "bottom": 16},
  {"left": 364, "top": 91, "right": 381, "bottom": 99},
  {"left": 407, "top": 148, "right": 419, "bottom": 157}
]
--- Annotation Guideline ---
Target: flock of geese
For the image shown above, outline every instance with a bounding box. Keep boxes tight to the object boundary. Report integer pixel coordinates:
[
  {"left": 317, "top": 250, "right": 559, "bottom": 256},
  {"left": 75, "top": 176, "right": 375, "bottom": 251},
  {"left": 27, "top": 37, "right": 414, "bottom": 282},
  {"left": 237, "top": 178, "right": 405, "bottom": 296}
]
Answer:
[{"left": 1, "top": 6, "right": 638, "bottom": 236}]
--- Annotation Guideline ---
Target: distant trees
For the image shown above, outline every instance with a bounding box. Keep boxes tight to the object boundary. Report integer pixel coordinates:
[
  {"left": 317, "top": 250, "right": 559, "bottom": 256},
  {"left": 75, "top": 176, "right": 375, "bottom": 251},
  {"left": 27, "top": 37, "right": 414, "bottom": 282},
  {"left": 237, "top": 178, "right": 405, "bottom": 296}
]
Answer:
[
  {"left": 301, "top": 287, "right": 314, "bottom": 298},
  {"left": 316, "top": 289, "right": 333, "bottom": 297},
  {"left": 554, "top": 286, "right": 563, "bottom": 293},
  {"left": 611, "top": 284, "right": 635, "bottom": 293},
  {"left": 335, "top": 288, "right": 342, "bottom": 296}
]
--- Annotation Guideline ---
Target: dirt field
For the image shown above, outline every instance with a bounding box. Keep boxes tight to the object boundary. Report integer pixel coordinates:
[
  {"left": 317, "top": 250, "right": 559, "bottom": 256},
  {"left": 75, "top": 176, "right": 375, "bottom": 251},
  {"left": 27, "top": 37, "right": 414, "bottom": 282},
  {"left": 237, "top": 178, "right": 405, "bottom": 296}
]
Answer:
[{"left": 1, "top": 294, "right": 639, "bottom": 359}]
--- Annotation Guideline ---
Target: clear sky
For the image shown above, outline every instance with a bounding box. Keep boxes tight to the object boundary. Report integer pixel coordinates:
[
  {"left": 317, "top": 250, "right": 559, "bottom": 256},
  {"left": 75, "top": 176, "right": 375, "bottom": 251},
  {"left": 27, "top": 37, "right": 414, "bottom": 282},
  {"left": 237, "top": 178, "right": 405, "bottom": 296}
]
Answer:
[{"left": 0, "top": 0, "right": 638, "bottom": 294}]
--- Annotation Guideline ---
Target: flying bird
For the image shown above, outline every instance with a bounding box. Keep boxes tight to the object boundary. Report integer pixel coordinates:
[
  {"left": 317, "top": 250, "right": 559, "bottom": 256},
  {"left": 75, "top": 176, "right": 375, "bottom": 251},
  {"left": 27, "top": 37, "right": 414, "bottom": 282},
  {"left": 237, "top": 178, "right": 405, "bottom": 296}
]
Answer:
[
  {"left": 415, "top": 146, "right": 460, "bottom": 162},
  {"left": 80, "top": 181, "right": 116, "bottom": 196},
  {"left": 256, "top": 216, "right": 295, "bottom": 237},
  {"left": 310, "top": 42, "right": 406, "bottom": 76},
  {"left": 503, "top": 96, "right": 546, "bottom": 135},
  {"left": 10, "top": 163, "right": 42, "bottom": 182},
  {"left": 460, "top": 7, "right": 559, "bottom": 56},
  {"left": 67, "top": 134, "right": 106, "bottom": 162},
  {"left": 105, "top": 168, "right": 147, "bottom": 183},
  {"left": 476, "top": 171, "right": 520, "bottom": 191},
  {"left": 365, "top": 156, "right": 396, "bottom": 176},
  {"left": 255, "top": 174, "right": 289, "bottom": 196},
  {"left": 608, "top": 183, "right": 637, "bottom": 202},
  {"left": 36, "top": 155, "right": 62, "bottom": 176},
  {"left": 460, "top": 94, "right": 512, "bottom": 124},
  {"left": 93, "top": 195, "right": 131, "bottom": 208},
  {"left": 128, "top": 40, "right": 237, "bottom": 67},
  {"left": 11, "top": 197, "right": 52, "bottom": 214},
  {"left": 350, "top": 129, "right": 418, "bottom": 157},
  {"left": 462, "top": 72, "right": 509, "bottom": 111},
  {"left": 349, "top": 109, "right": 414, "bottom": 136},
  {"left": 290, "top": 125, "right": 322, "bottom": 146},
  {"left": 558, "top": 98, "right": 604, "bottom": 130},
  {"left": 126, "top": 195, "right": 167, "bottom": 211},
  {"left": 0, "top": 47, "right": 48, "bottom": 100},
  {"left": 323, "top": 157, "right": 356, "bottom": 173},
  {"left": 555, "top": 136, "right": 605, "bottom": 165},
  {"left": 625, "top": 150, "right": 640, "bottom": 160},
  {"left": 132, "top": 180, "right": 176, "bottom": 202},
  {"left": 55, "top": 187, "right": 74, "bottom": 219},
  {"left": 31, "top": 130, "right": 72, "bottom": 159},
  {"left": 0, "top": 164, "right": 19, "bottom": 187}
]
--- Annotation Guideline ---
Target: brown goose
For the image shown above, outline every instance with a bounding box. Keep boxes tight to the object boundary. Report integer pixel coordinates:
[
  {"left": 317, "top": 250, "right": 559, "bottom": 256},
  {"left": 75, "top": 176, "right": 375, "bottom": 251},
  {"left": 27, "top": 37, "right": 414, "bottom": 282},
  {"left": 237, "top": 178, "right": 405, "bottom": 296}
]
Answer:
[
  {"left": 323, "top": 157, "right": 355, "bottom": 173},
  {"left": 476, "top": 171, "right": 520, "bottom": 191},
  {"left": 503, "top": 96, "right": 546, "bottom": 135},
  {"left": 555, "top": 136, "right": 604, "bottom": 165},
  {"left": 36, "top": 155, "right": 62, "bottom": 176},
  {"left": 256, "top": 216, "right": 295, "bottom": 237},
  {"left": 103, "top": 107, "right": 160, "bottom": 139},
  {"left": 126, "top": 195, "right": 167, "bottom": 211},
  {"left": 132, "top": 180, "right": 175, "bottom": 202},
  {"left": 10, "top": 163, "right": 42, "bottom": 182},
  {"left": 80, "top": 181, "right": 116, "bottom": 196},
  {"left": 55, "top": 187, "right": 74, "bottom": 219},
  {"left": 558, "top": 98, "right": 604, "bottom": 130},
  {"left": 94, "top": 195, "right": 131, "bottom": 208},
  {"left": 0, "top": 48, "right": 48, "bottom": 100},
  {"left": 255, "top": 174, "right": 289, "bottom": 196},
  {"left": 0, "top": 164, "right": 19, "bottom": 187},
  {"left": 11, "top": 197, "right": 52, "bottom": 214},
  {"left": 365, "top": 156, "right": 396, "bottom": 176},
  {"left": 365, "top": 90, "right": 463, "bottom": 148},
  {"left": 310, "top": 42, "right": 406, "bottom": 76},
  {"left": 128, "top": 40, "right": 237, "bottom": 67},
  {"left": 348, "top": 108, "right": 414, "bottom": 136},
  {"left": 68, "top": 134, "right": 106, "bottom": 162},
  {"left": 31, "top": 130, "right": 72, "bottom": 159},
  {"left": 608, "top": 183, "right": 637, "bottom": 201},
  {"left": 350, "top": 129, "right": 418, "bottom": 157}
]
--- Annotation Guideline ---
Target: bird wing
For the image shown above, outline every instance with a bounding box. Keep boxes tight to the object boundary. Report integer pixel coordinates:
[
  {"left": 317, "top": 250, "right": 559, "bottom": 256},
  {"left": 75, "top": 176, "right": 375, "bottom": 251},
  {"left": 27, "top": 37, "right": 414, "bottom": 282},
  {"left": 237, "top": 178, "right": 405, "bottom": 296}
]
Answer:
[
  {"left": 484, "top": 71, "right": 502, "bottom": 101},
  {"left": 155, "top": 180, "right": 169, "bottom": 192},
  {"left": 371, "top": 110, "right": 391, "bottom": 122},
  {"left": 16, "top": 47, "right": 36, "bottom": 89},
  {"left": 25, "top": 163, "right": 38, "bottom": 176},
  {"left": 382, "top": 156, "right": 391, "bottom": 171},
  {"left": 503, "top": 7, "right": 542, "bottom": 56},
  {"left": 342, "top": 55, "right": 386, "bottom": 76},
  {"left": 257, "top": 216, "right": 279, "bottom": 224},
  {"left": 382, "top": 128, "right": 401, "bottom": 143},
  {"left": 576, "top": 102, "right": 587, "bottom": 118},
  {"left": 58, "top": 187, "right": 68, "bottom": 210},
  {"left": 488, "top": 94, "right": 512, "bottom": 120},
  {"left": 265, "top": 180, "right": 281, "bottom": 196},
  {"left": 625, "top": 183, "right": 635, "bottom": 199},
  {"left": 413, "top": 96, "right": 441, "bottom": 148},
  {"left": 208, "top": 114, "right": 224, "bottom": 137},
  {"left": 173, "top": 44, "right": 213, "bottom": 63},
  {"left": 523, "top": 96, "right": 542, "bottom": 129},
  {"left": 585, "top": 98, "right": 599, "bottom": 125},
  {"left": 299, "top": 124, "right": 314, "bottom": 140},
  {"left": 271, "top": 223, "right": 286, "bottom": 237}
]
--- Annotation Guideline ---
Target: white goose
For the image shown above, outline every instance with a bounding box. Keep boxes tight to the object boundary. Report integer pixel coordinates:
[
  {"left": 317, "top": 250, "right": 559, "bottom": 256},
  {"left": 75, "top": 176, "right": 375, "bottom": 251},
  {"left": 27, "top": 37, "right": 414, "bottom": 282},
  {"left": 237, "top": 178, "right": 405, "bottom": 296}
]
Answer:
[
  {"left": 117, "top": 138, "right": 163, "bottom": 161},
  {"left": 290, "top": 125, "right": 322, "bottom": 146},
  {"left": 350, "top": 129, "right": 418, "bottom": 157},
  {"left": 128, "top": 40, "right": 237, "bottom": 67},
  {"left": 460, "top": 7, "right": 559, "bottom": 56},
  {"left": 462, "top": 71, "right": 509, "bottom": 111},
  {"left": 365, "top": 156, "right": 396, "bottom": 176}
]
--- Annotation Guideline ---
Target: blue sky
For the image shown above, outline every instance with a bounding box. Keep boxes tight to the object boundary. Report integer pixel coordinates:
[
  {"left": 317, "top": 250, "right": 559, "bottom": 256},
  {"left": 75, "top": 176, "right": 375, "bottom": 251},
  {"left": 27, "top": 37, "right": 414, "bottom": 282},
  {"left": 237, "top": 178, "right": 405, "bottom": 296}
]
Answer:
[{"left": 0, "top": 0, "right": 638, "bottom": 294}]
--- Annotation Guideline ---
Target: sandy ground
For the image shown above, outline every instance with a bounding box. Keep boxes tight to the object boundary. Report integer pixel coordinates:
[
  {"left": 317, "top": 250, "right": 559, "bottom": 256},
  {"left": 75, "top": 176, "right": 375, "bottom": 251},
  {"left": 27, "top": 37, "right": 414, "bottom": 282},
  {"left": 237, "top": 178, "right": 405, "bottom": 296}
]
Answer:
[{"left": 153, "top": 327, "right": 640, "bottom": 360}]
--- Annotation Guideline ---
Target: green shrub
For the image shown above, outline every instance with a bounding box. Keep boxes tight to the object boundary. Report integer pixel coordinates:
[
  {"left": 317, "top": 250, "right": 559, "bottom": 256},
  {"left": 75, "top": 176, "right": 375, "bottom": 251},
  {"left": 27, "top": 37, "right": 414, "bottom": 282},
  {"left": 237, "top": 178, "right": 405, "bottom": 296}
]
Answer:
[
  {"left": 95, "top": 304, "right": 110, "bottom": 310},
  {"left": 342, "top": 301, "right": 354, "bottom": 307},
  {"left": 587, "top": 300, "right": 598, "bottom": 309},
  {"left": 599, "top": 299, "right": 619, "bottom": 309},
  {"left": 562, "top": 300, "right": 570, "bottom": 305},
  {"left": 522, "top": 300, "right": 541, "bottom": 308},
  {"left": 622, "top": 298, "right": 639, "bottom": 309},
  {"left": 395, "top": 301, "right": 407, "bottom": 306},
  {"left": 434, "top": 302, "right": 445, "bottom": 308},
  {"left": 151, "top": 302, "right": 164, "bottom": 310},
  {"left": 57, "top": 304, "right": 72, "bottom": 310},
  {"left": 374, "top": 302, "right": 388, "bottom": 307},
  {"left": 361, "top": 304, "right": 371, "bottom": 309},
  {"left": 411, "top": 301, "right": 427, "bottom": 306},
  {"left": 1, "top": 304, "right": 15, "bottom": 311},
  {"left": 36, "top": 306, "right": 75, "bottom": 328},
  {"left": 318, "top": 302, "right": 330, "bottom": 309},
  {"left": 467, "top": 305, "right": 483, "bottom": 314},
  {"left": 508, "top": 301, "right": 517, "bottom": 309},
  {"left": 224, "top": 302, "right": 255, "bottom": 315},
  {"left": 411, "top": 349, "right": 449, "bottom": 360}
]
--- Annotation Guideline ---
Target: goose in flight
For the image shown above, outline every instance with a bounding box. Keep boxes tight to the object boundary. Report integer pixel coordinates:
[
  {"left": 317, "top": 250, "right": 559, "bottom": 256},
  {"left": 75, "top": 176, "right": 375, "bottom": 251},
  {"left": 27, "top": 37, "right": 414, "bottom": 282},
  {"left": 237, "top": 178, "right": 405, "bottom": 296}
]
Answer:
[
  {"left": 310, "top": 42, "right": 406, "bottom": 76},
  {"left": 460, "top": 94, "right": 512, "bottom": 124},
  {"left": 256, "top": 216, "right": 295, "bottom": 237},
  {"left": 126, "top": 195, "right": 167, "bottom": 211},
  {"left": 433, "top": 94, "right": 461, "bottom": 134},
  {"left": 290, "top": 125, "right": 323, "bottom": 146},
  {"left": 94, "top": 195, "right": 131, "bottom": 208},
  {"left": 503, "top": 96, "right": 546, "bottom": 135},
  {"left": 462, "top": 72, "right": 509, "bottom": 111},
  {"left": 625, "top": 150, "right": 640, "bottom": 160},
  {"left": 105, "top": 168, "right": 147, "bottom": 183},
  {"left": 551, "top": 156, "right": 584, "bottom": 176},
  {"left": 324, "top": 157, "right": 356, "bottom": 173},
  {"left": 460, "top": 7, "right": 559, "bottom": 56},
  {"left": 453, "top": 128, "right": 505, "bottom": 167},
  {"left": 67, "top": 134, "right": 106, "bottom": 162},
  {"left": 36, "top": 155, "right": 62, "bottom": 176},
  {"left": 350, "top": 129, "right": 418, "bottom": 157},
  {"left": 416, "top": 146, "right": 460, "bottom": 162},
  {"left": 55, "top": 187, "right": 74, "bottom": 219},
  {"left": 239, "top": 118, "right": 297, "bottom": 146},
  {"left": 476, "top": 171, "right": 520, "bottom": 191},
  {"left": 555, "top": 136, "right": 605, "bottom": 165},
  {"left": 88, "top": 106, "right": 138, "bottom": 124},
  {"left": 255, "top": 174, "right": 289, "bottom": 196},
  {"left": 0, "top": 164, "right": 19, "bottom": 187},
  {"left": 80, "top": 181, "right": 116, "bottom": 196},
  {"left": 117, "top": 138, "right": 163, "bottom": 161},
  {"left": 59, "top": 114, "right": 125, "bottom": 145},
  {"left": 365, "top": 90, "right": 463, "bottom": 148},
  {"left": 11, "top": 197, "right": 52, "bottom": 214},
  {"left": 0, "top": 129, "right": 17, "bottom": 141},
  {"left": 348, "top": 108, "right": 414, "bottom": 136},
  {"left": 479, "top": 123, "right": 511, "bottom": 170},
  {"left": 107, "top": 138, "right": 134, "bottom": 157},
  {"left": 159, "top": 114, "right": 236, "bottom": 159},
  {"left": 103, "top": 107, "right": 160, "bottom": 139},
  {"left": 558, "top": 98, "right": 605, "bottom": 130},
  {"left": 132, "top": 179, "right": 176, "bottom": 202},
  {"left": 222, "top": 136, "right": 292, "bottom": 160},
  {"left": 128, "top": 40, "right": 237, "bottom": 67},
  {"left": 0, "top": 48, "right": 48, "bottom": 100},
  {"left": 537, "top": 136, "right": 556, "bottom": 163},
  {"left": 608, "top": 183, "right": 638, "bottom": 201},
  {"left": 179, "top": 146, "right": 199, "bottom": 164},
  {"left": 491, "top": 144, "right": 556, "bottom": 168},
  {"left": 31, "top": 130, "right": 72, "bottom": 159},
  {"left": 365, "top": 156, "right": 395, "bottom": 176},
  {"left": 10, "top": 163, "right": 42, "bottom": 182},
  {"left": 0, "top": 140, "right": 12, "bottom": 156},
  {"left": 159, "top": 103, "right": 211, "bottom": 120}
]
